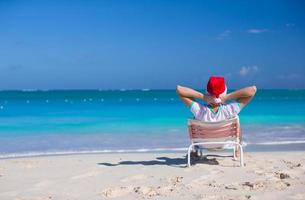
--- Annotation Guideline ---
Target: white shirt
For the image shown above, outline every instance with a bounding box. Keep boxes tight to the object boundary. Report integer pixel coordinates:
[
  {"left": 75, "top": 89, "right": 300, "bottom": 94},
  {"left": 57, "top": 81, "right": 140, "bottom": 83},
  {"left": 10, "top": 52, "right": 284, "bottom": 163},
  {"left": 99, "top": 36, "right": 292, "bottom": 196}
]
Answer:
[{"left": 190, "top": 101, "right": 241, "bottom": 122}]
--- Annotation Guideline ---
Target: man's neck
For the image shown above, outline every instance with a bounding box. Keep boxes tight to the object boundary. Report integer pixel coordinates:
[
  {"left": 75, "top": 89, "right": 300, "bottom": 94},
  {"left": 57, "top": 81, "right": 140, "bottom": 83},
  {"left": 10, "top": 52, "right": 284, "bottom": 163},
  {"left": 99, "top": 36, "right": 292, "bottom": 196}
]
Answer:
[{"left": 209, "top": 105, "right": 220, "bottom": 112}]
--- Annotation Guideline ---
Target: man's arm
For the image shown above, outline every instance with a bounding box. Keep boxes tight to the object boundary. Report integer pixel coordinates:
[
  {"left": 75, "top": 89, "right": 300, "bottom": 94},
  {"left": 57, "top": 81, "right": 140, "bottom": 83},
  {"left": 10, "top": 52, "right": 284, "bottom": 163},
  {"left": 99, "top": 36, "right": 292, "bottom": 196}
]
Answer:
[
  {"left": 222, "top": 86, "right": 257, "bottom": 108},
  {"left": 176, "top": 85, "right": 216, "bottom": 107}
]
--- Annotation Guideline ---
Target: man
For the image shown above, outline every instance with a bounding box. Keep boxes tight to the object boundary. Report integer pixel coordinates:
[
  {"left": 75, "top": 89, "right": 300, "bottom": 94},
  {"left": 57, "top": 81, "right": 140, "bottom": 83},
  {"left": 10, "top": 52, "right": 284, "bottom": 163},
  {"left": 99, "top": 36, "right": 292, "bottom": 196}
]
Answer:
[{"left": 176, "top": 76, "right": 257, "bottom": 156}]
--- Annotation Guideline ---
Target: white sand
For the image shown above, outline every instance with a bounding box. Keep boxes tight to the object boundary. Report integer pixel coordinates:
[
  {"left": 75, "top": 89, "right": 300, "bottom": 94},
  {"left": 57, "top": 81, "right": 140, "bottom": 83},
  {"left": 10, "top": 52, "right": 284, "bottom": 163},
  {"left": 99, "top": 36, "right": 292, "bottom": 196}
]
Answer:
[{"left": 0, "top": 151, "right": 305, "bottom": 200}]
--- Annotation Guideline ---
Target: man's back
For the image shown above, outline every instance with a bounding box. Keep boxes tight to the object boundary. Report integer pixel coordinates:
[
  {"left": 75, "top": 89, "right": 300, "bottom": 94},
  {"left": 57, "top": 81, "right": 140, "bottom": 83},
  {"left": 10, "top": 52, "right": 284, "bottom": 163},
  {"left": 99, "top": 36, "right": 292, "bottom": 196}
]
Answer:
[{"left": 190, "top": 101, "right": 241, "bottom": 122}]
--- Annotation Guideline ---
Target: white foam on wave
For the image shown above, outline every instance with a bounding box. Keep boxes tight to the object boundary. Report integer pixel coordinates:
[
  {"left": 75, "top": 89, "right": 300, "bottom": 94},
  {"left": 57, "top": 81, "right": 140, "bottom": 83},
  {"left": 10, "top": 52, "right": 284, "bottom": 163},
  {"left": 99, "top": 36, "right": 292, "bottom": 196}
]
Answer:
[
  {"left": 22, "top": 89, "right": 38, "bottom": 92},
  {"left": 1, "top": 141, "right": 305, "bottom": 159},
  {"left": 0, "top": 148, "right": 188, "bottom": 159},
  {"left": 249, "top": 140, "right": 305, "bottom": 145},
  {"left": 141, "top": 88, "right": 150, "bottom": 91}
]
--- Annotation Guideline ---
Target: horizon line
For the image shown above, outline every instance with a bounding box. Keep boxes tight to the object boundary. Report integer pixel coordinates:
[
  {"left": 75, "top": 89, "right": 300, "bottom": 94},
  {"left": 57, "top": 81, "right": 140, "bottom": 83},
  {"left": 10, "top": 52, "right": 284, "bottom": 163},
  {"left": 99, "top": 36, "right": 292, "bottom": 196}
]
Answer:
[{"left": 0, "top": 88, "right": 304, "bottom": 92}]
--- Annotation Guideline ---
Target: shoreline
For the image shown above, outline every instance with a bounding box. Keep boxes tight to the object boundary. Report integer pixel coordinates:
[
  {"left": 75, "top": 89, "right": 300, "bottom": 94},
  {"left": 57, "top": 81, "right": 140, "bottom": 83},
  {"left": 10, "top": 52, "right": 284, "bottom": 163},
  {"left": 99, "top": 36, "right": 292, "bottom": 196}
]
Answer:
[
  {"left": 1, "top": 142, "right": 305, "bottom": 160},
  {"left": 1, "top": 151, "right": 305, "bottom": 200}
]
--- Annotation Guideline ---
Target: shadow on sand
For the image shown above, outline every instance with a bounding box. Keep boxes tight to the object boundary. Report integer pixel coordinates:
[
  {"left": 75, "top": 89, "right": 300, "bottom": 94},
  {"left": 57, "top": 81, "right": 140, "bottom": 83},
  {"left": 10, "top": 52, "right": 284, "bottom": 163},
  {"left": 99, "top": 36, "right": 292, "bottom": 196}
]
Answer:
[
  {"left": 97, "top": 154, "right": 233, "bottom": 167},
  {"left": 98, "top": 156, "right": 186, "bottom": 167}
]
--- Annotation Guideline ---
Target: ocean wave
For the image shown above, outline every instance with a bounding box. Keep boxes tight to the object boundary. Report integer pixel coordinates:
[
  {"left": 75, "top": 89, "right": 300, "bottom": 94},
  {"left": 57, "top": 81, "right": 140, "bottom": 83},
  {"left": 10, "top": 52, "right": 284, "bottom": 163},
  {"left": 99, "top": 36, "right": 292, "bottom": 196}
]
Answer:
[
  {"left": 2, "top": 140, "right": 305, "bottom": 159},
  {"left": 248, "top": 140, "right": 305, "bottom": 145},
  {"left": 21, "top": 89, "right": 38, "bottom": 92},
  {"left": 0, "top": 148, "right": 188, "bottom": 159}
]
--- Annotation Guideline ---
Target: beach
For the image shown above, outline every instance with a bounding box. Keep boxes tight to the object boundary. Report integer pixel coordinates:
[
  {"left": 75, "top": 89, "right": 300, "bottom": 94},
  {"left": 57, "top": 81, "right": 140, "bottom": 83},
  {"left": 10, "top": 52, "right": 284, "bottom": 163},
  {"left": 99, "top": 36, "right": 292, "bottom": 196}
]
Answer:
[
  {"left": 1, "top": 151, "right": 305, "bottom": 200},
  {"left": 2, "top": 0, "right": 305, "bottom": 199}
]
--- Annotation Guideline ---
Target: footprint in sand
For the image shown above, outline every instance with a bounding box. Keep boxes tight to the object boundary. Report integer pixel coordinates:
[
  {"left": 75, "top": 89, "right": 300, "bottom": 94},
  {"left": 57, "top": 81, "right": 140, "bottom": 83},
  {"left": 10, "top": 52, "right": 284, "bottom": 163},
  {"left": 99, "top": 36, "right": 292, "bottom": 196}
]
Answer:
[
  {"left": 133, "top": 185, "right": 175, "bottom": 197},
  {"left": 241, "top": 179, "right": 290, "bottom": 192},
  {"left": 274, "top": 180, "right": 291, "bottom": 191},
  {"left": 133, "top": 186, "right": 160, "bottom": 197},
  {"left": 224, "top": 183, "right": 239, "bottom": 190},
  {"left": 102, "top": 186, "right": 133, "bottom": 198},
  {"left": 242, "top": 181, "right": 268, "bottom": 191},
  {"left": 168, "top": 176, "right": 183, "bottom": 186}
]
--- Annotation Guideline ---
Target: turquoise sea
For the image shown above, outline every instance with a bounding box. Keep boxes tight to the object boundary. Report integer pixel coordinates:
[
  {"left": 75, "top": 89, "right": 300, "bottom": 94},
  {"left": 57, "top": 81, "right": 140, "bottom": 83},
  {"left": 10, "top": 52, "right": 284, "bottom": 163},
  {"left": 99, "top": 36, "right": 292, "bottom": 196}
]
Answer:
[{"left": 0, "top": 89, "right": 305, "bottom": 158}]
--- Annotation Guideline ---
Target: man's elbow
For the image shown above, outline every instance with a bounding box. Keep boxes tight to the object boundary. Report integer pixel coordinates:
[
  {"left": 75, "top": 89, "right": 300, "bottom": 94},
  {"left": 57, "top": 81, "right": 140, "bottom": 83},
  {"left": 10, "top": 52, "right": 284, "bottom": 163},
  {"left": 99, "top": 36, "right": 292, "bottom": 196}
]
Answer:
[
  {"left": 176, "top": 85, "right": 182, "bottom": 94},
  {"left": 251, "top": 85, "right": 257, "bottom": 96}
]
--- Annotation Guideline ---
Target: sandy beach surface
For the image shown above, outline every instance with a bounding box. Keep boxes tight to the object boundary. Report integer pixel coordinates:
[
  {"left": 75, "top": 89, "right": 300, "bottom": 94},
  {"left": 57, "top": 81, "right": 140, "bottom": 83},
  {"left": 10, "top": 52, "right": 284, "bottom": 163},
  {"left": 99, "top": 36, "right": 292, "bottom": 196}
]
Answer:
[{"left": 0, "top": 151, "right": 305, "bottom": 200}]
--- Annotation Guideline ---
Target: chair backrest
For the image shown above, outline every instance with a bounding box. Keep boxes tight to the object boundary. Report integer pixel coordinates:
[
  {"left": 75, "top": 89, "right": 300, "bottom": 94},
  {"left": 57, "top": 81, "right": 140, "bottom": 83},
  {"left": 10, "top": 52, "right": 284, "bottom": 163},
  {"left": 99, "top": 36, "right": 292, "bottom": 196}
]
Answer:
[{"left": 188, "top": 116, "right": 240, "bottom": 142}]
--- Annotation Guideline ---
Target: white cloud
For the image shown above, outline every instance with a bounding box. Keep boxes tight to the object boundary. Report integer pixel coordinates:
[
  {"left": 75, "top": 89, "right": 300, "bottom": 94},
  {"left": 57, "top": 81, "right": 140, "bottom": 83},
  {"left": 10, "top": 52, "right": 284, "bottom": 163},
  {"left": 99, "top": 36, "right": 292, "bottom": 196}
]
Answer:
[
  {"left": 216, "top": 30, "right": 231, "bottom": 40},
  {"left": 247, "top": 29, "right": 268, "bottom": 34},
  {"left": 239, "top": 65, "right": 259, "bottom": 76}
]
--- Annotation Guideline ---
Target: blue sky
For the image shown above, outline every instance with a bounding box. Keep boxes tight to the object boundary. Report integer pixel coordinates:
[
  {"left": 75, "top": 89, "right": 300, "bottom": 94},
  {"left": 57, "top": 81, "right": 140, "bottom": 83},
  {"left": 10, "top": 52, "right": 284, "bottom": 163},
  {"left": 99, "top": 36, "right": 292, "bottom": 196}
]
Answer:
[{"left": 0, "top": 0, "right": 304, "bottom": 89}]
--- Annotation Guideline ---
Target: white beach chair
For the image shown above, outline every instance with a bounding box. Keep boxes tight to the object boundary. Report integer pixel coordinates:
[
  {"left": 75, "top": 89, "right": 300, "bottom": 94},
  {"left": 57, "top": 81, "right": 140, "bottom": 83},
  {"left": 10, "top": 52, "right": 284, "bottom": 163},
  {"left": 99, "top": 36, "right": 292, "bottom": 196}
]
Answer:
[{"left": 187, "top": 116, "right": 244, "bottom": 167}]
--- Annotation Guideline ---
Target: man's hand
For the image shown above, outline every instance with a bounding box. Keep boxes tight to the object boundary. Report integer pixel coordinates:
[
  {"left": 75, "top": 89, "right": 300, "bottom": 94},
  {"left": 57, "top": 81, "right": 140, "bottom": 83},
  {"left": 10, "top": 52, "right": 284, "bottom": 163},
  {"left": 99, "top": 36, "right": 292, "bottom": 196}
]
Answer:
[
  {"left": 220, "top": 94, "right": 228, "bottom": 104},
  {"left": 204, "top": 94, "right": 220, "bottom": 107}
]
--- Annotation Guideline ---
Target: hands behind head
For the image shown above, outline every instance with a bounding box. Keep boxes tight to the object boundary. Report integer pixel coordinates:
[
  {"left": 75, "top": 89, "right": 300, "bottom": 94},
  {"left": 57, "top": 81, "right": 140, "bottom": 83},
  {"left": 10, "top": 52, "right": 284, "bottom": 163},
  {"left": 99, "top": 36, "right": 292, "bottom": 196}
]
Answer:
[
  {"left": 204, "top": 94, "right": 219, "bottom": 107},
  {"left": 205, "top": 94, "right": 227, "bottom": 106}
]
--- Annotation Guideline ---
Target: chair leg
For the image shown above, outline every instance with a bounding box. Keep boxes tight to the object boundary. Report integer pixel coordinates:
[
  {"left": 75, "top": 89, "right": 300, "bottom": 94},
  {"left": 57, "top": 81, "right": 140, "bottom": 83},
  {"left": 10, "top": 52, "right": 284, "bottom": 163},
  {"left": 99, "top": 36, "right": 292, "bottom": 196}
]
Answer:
[
  {"left": 238, "top": 144, "right": 244, "bottom": 167},
  {"left": 233, "top": 145, "right": 237, "bottom": 160},
  {"left": 187, "top": 144, "right": 193, "bottom": 167}
]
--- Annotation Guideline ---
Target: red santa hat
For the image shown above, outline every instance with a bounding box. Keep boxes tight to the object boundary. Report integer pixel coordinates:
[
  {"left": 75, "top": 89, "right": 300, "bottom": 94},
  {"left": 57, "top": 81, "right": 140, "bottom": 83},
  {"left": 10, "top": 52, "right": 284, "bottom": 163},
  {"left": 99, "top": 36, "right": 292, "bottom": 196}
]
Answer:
[{"left": 207, "top": 76, "right": 227, "bottom": 103}]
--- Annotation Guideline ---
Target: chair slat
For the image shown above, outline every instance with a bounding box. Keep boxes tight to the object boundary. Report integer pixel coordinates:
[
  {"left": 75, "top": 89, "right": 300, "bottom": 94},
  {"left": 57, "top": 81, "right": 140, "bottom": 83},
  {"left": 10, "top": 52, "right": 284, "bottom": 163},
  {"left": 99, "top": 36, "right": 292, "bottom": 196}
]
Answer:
[{"left": 188, "top": 117, "right": 240, "bottom": 141}]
